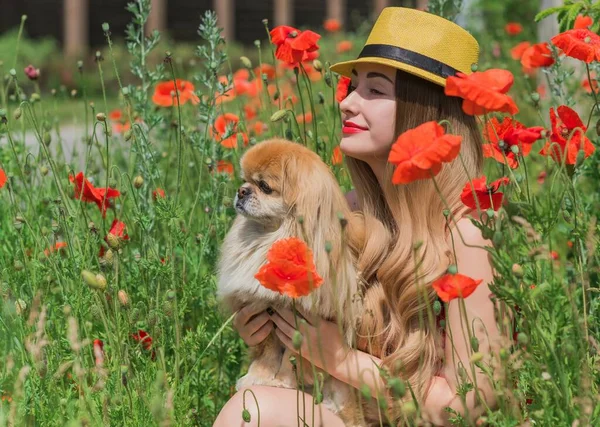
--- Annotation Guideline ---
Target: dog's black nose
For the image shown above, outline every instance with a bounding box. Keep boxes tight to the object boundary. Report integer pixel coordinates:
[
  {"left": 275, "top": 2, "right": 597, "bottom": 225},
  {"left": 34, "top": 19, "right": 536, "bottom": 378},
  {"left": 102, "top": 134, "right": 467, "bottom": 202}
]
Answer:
[{"left": 237, "top": 186, "right": 252, "bottom": 199}]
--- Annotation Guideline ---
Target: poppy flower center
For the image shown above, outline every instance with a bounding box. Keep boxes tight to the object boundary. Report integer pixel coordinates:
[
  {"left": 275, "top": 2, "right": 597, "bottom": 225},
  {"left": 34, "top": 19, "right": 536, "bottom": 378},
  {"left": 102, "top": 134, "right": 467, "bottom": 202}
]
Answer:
[
  {"left": 288, "top": 31, "right": 298, "bottom": 38},
  {"left": 560, "top": 126, "right": 570, "bottom": 137}
]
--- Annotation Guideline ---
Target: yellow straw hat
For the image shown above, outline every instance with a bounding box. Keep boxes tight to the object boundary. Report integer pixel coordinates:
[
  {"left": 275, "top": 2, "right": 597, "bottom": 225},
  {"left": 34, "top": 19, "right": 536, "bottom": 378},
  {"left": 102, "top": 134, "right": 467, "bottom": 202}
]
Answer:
[{"left": 330, "top": 7, "right": 479, "bottom": 87}]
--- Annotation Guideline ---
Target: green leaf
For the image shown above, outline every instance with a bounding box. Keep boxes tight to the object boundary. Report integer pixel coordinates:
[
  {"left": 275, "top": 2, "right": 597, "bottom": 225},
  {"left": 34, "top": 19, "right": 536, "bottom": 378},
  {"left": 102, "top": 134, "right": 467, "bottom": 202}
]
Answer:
[{"left": 535, "top": 6, "right": 568, "bottom": 22}]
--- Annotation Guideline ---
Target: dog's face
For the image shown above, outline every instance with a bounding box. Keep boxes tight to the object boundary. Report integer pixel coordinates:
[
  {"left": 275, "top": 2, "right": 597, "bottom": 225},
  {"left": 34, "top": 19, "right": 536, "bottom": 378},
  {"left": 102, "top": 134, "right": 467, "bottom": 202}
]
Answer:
[{"left": 234, "top": 139, "right": 299, "bottom": 225}]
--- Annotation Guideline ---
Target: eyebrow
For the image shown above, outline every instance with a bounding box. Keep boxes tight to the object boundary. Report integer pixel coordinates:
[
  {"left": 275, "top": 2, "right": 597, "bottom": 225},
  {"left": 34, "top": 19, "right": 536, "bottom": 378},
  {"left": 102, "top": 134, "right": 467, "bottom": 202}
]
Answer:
[{"left": 351, "top": 69, "right": 393, "bottom": 84}]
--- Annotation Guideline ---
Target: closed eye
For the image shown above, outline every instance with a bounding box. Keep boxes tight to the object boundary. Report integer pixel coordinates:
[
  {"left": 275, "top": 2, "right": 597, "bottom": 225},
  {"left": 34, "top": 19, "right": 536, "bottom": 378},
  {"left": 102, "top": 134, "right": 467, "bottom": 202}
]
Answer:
[{"left": 370, "top": 88, "right": 384, "bottom": 95}]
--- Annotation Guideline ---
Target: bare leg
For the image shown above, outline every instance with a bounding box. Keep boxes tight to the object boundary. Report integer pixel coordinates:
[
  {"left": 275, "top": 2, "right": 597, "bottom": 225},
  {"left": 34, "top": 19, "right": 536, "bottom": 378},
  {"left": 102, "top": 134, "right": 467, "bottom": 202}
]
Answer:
[{"left": 213, "top": 385, "right": 346, "bottom": 427}]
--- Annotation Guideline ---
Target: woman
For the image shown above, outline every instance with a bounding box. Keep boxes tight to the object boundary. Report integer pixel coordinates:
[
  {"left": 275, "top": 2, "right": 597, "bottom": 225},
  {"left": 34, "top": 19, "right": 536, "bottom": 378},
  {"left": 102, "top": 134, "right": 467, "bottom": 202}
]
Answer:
[{"left": 215, "top": 7, "right": 502, "bottom": 426}]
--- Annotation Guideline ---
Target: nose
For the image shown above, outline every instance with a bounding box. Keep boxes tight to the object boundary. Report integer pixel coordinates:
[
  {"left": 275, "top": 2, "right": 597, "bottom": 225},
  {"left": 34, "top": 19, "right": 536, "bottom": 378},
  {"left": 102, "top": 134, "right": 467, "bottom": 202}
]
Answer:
[
  {"left": 237, "top": 186, "right": 252, "bottom": 199},
  {"left": 339, "top": 86, "right": 361, "bottom": 117}
]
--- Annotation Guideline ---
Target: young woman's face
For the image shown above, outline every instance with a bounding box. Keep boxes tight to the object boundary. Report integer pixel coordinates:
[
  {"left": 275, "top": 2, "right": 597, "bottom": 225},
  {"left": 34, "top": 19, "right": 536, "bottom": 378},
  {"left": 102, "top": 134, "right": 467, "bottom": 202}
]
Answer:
[{"left": 339, "top": 63, "right": 397, "bottom": 163}]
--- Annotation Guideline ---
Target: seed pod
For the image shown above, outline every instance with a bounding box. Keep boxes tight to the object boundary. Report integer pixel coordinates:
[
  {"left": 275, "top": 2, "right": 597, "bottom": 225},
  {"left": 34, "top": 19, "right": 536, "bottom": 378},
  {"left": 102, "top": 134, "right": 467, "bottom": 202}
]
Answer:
[
  {"left": 96, "top": 113, "right": 106, "bottom": 122},
  {"left": 13, "top": 108, "right": 22, "bottom": 120},
  {"left": 242, "top": 409, "right": 251, "bottom": 422}
]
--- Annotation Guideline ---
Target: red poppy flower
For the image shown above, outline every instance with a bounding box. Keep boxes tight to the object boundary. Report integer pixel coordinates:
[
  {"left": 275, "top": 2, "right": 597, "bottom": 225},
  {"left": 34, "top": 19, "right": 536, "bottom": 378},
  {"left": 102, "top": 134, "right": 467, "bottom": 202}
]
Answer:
[
  {"left": 99, "top": 219, "right": 129, "bottom": 257},
  {"left": 539, "top": 106, "right": 595, "bottom": 165},
  {"left": 505, "top": 23, "right": 523, "bottom": 36},
  {"left": 214, "top": 113, "right": 249, "bottom": 148},
  {"left": 323, "top": 19, "right": 341, "bottom": 32},
  {"left": 483, "top": 117, "right": 544, "bottom": 168},
  {"left": 152, "top": 79, "right": 200, "bottom": 107},
  {"left": 216, "top": 160, "right": 234, "bottom": 175},
  {"left": 0, "top": 168, "right": 6, "bottom": 189},
  {"left": 254, "top": 63, "right": 277, "bottom": 80},
  {"left": 24, "top": 64, "right": 40, "bottom": 80},
  {"left": 432, "top": 273, "right": 483, "bottom": 303},
  {"left": 460, "top": 176, "right": 510, "bottom": 211},
  {"left": 93, "top": 339, "right": 104, "bottom": 366},
  {"left": 510, "top": 41, "right": 531, "bottom": 60},
  {"left": 109, "top": 109, "right": 131, "bottom": 134},
  {"left": 252, "top": 121, "right": 267, "bottom": 136},
  {"left": 132, "top": 329, "right": 156, "bottom": 360},
  {"left": 336, "top": 76, "right": 351, "bottom": 103},
  {"left": 43, "top": 241, "right": 68, "bottom": 257},
  {"left": 254, "top": 237, "right": 324, "bottom": 298},
  {"left": 551, "top": 29, "right": 600, "bottom": 63},
  {"left": 388, "top": 121, "right": 462, "bottom": 184},
  {"left": 336, "top": 40, "right": 353, "bottom": 53},
  {"left": 153, "top": 188, "right": 165, "bottom": 200},
  {"left": 69, "top": 172, "right": 120, "bottom": 218},
  {"left": 332, "top": 146, "right": 343, "bottom": 165},
  {"left": 521, "top": 42, "right": 555, "bottom": 69},
  {"left": 270, "top": 25, "right": 321, "bottom": 65},
  {"left": 574, "top": 15, "right": 593, "bottom": 30},
  {"left": 445, "top": 69, "right": 519, "bottom": 116},
  {"left": 537, "top": 170, "right": 547, "bottom": 184},
  {"left": 244, "top": 105, "right": 257, "bottom": 121},
  {"left": 297, "top": 112, "right": 313, "bottom": 124}
]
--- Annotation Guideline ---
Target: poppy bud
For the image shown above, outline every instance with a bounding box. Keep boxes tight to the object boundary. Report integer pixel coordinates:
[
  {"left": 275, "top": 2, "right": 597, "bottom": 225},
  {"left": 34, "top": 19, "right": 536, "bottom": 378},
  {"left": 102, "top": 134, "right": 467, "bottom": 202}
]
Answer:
[
  {"left": 124, "top": 130, "right": 132, "bottom": 141},
  {"left": 15, "top": 299, "right": 27, "bottom": 316},
  {"left": 512, "top": 263, "right": 524, "bottom": 277},
  {"left": 292, "top": 330, "right": 303, "bottom": 350},
  {"left": 318, "top": 91, "right": 325, "bottom": 104},
  {"left": 493, "top": 230, "right": 504, "bottom": 247},
  {"left": 118, "top": 290, "right": 129, "bottom": 307},
  {"left": 288, "top": 355, "right": 297, "bottom": 366},
  {"left": 517, "top": 332, "right": 528, "bottom": 345},
  {"left": 530, "top": 92, "right": 540, "bottom": 103},
  {"left": 40, "top": 165, "right": 49, "bottom": 176},
  {"left": 242, "top": 409, "right": 251, "bottom": 422},
  {"left": 360, "top": 383, "right": 371, "bottom": 400},
  {"left": 270, "top": 109, "right": 288, "bottom": 122},
  {"left": 133, "top": 175, "right": 144, "bottom": 188},
  {"left": 324, "top": 72, "right": 332, "bottom": 87},
  {"left": 24, "top": 65, "right": 40, "bottom": 80},
  {"left": 471, "top": 336, "right": 479, "bottom": 352},
  {"left": 82, "top": 270, "right": 105, "bottom": 291},
  {"left": 285, "top": 128, "right": 293, "bottom": 140},
  {"left": 433, "top": 300, "right": 441, "bottom": 316},
  {"left": 510, "top": 145, "right": 519, "bottom": 154},
  {"left": 388, "top": 378, "right": 406, "bottom": 398},
  {"left": 106, "top": 233, "right": 120, "bottom": 250},
  {"left": 167, "top": 290, "right": 176, "bottom": 300},
  {"left": 13, "top": 108, "right": 21, "bottom": 120},
  {"left": 401, "top": 401, "right": 416, "bottom": 417},
  {"left": 324, "top": 241, "right": 332, "bottom": 253},
  {"left": 96, "top": 113, "right": 106, "bottom": 122},
  {"left": 102, "top": 22, "right": 110, "bottom": 32},
  {"left": 31, "top": 93, "right": 41, "bottom": 102},
  {"left": 447, "top": 264, "right": 458, "bottom": 274},
  {"left": 240, "top": 56, "right": 252, "bottom": 69},
  {"left": 254, "top": 40, "right": 261, "bottom": 48},
  {"left": 312, "top": 59, "right": 323, "bottom": 72},
  {"left": 9, "top": 68, "right": 16, "bottom": 77},
  {"left": 42, "top": 132, "right": 51, "bottom": 146},
  {"left": 470, "top": 352, "right": 483, "bottom": 363}
]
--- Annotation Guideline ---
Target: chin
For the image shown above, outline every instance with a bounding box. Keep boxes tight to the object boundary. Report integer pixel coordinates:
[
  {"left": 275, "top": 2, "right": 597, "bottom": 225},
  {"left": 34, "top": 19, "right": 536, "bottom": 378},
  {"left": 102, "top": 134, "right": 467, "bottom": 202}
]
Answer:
[{"left": 216, "top": 138, "right": 367, "bottom": 425}]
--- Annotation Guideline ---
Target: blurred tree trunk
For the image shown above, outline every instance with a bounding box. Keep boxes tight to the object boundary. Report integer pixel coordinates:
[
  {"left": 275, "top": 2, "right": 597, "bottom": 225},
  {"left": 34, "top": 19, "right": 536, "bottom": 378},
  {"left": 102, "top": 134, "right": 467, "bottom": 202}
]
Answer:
[
  {"left": 213, "top": 0, "right": 234, "bottom": 41},
  {"left": 274, "top": 0, "right": 292, "bottom": 26},
  {"left": 63, "top": 0, "right": 88, "bottom": 58},
  {"left": 538, "top": 0, "right": 560, "bottom": 43},
  {"left": 327, "top": 0, "right": 345, "bottom": 25},
  {"left": 147, "top": 0, "right": 167, "bottom": 34},
  {"left": 374, "top": 0, "right": 389, "bottom": 15}
]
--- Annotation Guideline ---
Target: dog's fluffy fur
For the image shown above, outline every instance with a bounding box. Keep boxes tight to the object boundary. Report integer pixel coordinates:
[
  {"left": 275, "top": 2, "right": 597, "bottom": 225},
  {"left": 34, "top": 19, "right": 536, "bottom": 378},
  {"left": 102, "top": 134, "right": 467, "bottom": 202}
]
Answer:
[{"left": 217, "top": 138, "right": 367, "bottom": 425}]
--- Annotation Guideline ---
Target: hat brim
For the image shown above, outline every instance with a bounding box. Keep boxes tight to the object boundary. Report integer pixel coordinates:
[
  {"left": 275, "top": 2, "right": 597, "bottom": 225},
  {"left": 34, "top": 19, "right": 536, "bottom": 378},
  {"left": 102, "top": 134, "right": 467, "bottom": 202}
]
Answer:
[{"left": 330, "top": 56, "right": 448, "bottom": 88}]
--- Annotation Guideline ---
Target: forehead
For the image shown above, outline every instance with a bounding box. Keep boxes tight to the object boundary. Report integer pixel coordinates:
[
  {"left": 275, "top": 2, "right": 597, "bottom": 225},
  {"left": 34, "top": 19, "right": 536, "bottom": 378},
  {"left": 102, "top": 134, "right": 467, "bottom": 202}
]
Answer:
[{"left": 351, "top": 63, "right": 396, "bottom": 81}]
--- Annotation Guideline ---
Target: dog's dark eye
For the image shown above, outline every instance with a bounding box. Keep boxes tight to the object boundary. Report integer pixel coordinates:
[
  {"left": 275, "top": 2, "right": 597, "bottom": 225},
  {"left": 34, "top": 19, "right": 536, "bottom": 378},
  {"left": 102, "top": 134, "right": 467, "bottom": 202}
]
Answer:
[{"left": 258, "top": 180, "right": 272, "bottom": 194}]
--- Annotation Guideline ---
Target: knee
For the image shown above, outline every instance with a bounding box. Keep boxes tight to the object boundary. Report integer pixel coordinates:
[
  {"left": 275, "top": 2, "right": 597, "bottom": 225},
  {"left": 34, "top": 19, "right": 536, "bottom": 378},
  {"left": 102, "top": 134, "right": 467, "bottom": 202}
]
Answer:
[{"left": 213, "top": 386, "right": 278, "bottom": 427}]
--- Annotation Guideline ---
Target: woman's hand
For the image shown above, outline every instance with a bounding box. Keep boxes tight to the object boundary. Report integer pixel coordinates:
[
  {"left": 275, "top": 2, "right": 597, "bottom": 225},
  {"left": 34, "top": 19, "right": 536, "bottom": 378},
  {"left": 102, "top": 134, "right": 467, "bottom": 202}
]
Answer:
[
  {"left": 270, "top": 306, "right": 349, "bottom": 374},
  {"left": 233, "top": 306, "right": 273, "bottom": 347}
]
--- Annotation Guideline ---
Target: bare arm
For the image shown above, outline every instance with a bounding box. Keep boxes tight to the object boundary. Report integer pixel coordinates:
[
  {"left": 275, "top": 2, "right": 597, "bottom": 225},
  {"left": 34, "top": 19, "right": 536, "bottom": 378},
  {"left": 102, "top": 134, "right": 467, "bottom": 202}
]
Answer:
[{"left": 421, "top": 218, "right": 500, "bottom": 426}]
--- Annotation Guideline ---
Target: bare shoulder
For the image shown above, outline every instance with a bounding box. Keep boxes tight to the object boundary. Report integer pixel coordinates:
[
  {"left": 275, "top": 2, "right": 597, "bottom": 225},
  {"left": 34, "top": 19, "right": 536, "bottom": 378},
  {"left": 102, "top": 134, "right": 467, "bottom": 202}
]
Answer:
[{"left": 345, "top": 189, "right": 360, "bottom": 212}]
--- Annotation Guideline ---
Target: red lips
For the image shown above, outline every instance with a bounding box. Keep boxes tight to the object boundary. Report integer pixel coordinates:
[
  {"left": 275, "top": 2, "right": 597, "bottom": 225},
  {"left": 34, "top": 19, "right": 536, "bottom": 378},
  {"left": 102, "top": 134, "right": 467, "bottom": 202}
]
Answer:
[{"left": 342, "top": 120, "right": 368, "bottom": 134}]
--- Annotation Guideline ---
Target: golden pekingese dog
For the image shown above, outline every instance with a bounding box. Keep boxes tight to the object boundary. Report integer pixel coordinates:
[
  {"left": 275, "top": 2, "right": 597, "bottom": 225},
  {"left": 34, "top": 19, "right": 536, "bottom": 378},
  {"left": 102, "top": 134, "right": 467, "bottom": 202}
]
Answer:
[{"left": 217, "top": 138, "right": 367, "bottom": 425}]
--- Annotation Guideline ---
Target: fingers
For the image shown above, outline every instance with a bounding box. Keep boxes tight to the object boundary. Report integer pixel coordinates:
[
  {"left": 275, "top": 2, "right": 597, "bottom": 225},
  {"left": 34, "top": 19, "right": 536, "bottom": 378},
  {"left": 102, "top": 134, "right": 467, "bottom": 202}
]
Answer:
[
  {"left": 275, "top": 328, "right": 295, "bottom": 353},
  {"left": 270, "top": 312, "right": 296, "bottom": 338},
  {"left": 234, "top": 305, "right": 264, "bottom": 329},
  {"left": 246, "top": 312, "right": 271, "bottom": 336},
  {"left": 247, "top": 321, "right": 274, "bottom": 346},
  {"left": 273, "top": 307, "right": 314, "bottom": 327}
]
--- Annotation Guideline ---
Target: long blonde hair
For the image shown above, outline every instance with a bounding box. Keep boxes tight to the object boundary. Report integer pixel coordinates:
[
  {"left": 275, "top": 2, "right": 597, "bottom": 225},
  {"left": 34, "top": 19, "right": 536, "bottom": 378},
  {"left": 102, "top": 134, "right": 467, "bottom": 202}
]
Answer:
[{"left": 348, "top": 69, "right": 484, "bottom": 421}]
